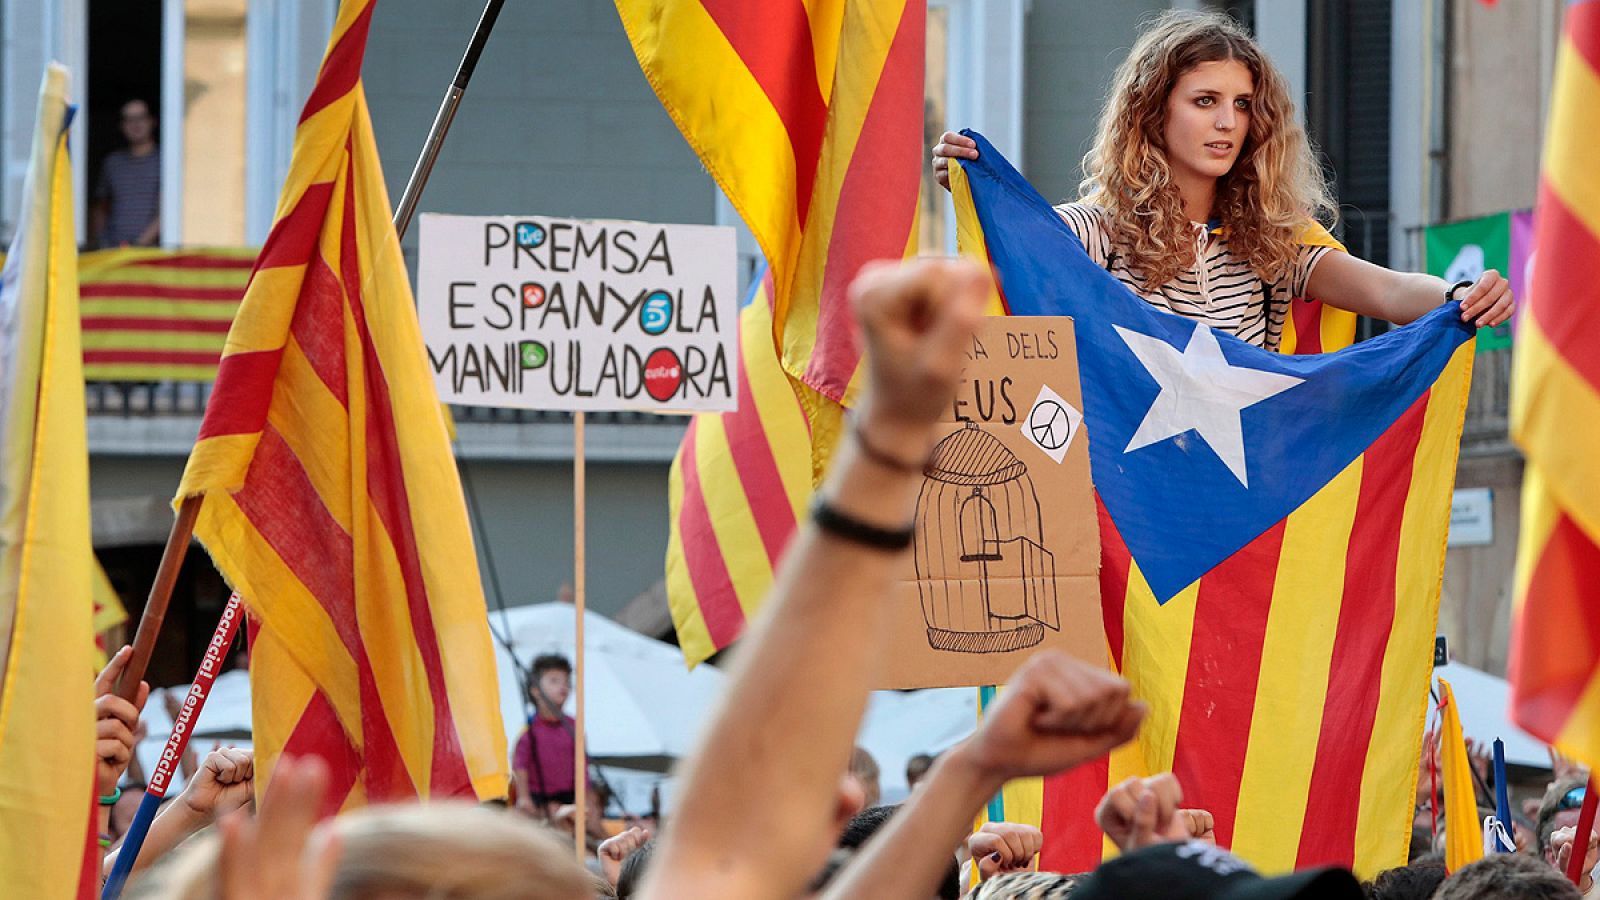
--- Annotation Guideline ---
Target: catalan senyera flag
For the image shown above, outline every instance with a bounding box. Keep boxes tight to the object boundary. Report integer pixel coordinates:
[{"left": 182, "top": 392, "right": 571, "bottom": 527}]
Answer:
[
  {"left": 79, "top": 247, "right": 257, "bottom": 380},
  {"left": 615, "top": 0, "right": 925, "bottom": 420},
  {"left": 1436, "top": 678, "right": 1483, "bottom": 872},
  {"left": 175, "top": 0, "right": 506, "bottom": 806},
  {"left": 0, "top": 64, "right": 100, "bottom": 900},
  {"left": 666, "top": 266, "right": 812, "bottom": 667},
  {"left": 1508, "top": 0, "right": 1600, "bottom": 769},
  {"left": 953, "top": 132, "right": 1473, "bottom": 876}
]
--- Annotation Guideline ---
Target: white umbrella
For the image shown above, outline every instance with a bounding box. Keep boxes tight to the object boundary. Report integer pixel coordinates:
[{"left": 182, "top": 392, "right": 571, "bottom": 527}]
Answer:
[{"left": 1435, "top": 661, "right": 1549, "bottom": 768}]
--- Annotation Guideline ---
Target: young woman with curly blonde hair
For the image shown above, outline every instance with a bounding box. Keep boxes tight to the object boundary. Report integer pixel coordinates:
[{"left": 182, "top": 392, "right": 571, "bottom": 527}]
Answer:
[{"left": 933, "top": 10, "right": 1513, "bottom": 348}]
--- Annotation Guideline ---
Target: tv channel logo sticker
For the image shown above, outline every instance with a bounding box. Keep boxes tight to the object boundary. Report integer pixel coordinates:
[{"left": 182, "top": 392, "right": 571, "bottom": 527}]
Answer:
[{"left": 639, "top": 290, "right": 673, "bottom": 336}]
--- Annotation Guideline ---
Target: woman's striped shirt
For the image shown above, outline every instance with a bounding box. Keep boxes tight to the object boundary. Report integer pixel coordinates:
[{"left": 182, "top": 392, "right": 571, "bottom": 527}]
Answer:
[{"left": 1054, "top": 202, "right": 1337, "bottom": 351}]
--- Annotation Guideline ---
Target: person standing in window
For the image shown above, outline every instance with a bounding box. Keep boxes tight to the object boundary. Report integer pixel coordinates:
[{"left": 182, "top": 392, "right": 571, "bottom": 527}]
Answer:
[{"left": 92, "top": 99, "right": 161, "bottom": 248}]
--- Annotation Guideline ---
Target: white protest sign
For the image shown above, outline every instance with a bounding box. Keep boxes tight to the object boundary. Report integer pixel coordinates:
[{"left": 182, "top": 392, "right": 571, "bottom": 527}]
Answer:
[{"left": 417, "top": 214, "right": 739, "bottom": 412}]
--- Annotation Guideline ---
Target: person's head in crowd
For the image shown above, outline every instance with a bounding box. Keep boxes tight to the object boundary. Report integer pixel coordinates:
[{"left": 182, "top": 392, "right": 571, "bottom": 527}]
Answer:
[
  {"left": 119, "top": 99, "right": 156, "bottom": 151},
  {"left": 1070, "top": 840, "right": 1363, "bottom": 900},
  {"left": 614, "top": 837, "right": 656, "bottom": 899},
  {"left": 838, "top": 804, "right": 897, "bottom": 850},
  {"left": 849, "top": 745, "right": 881, "bottom": 808},
  {"left": 1406, "top": 825, "right": 1434, "bottom": 863},
  {"left": 527, "top": 654, "right": 572, "bottom": 721},
  {"left": 1361, "top": 860, "right": 1446, "bottom": 900},
  {"left": 1431, "top": 852, "right": 1583, "bottom": 899},
  {"left": 1537, "top": 775, "right": 1589, "bottom": 863},
  {"left": 835, "top": 804, "right": 959, "bottom": 900},
  {"left": 906, "top": 753, "right": 935, "bottom": 790},
  {"left": 136, "top": 801, "right": 591, "bottom": 900},
  {"left": 969, "top": 870, "right": 1084, "bottom": 899}
]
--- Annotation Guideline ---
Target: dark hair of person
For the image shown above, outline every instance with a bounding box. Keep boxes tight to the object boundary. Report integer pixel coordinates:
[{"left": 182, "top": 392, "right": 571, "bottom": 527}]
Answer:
[
  {"left": 835, "top": 805, "right": 958, "bottom": 900},
  {"left": 1537, "top": 775, "right": 1589, "bottom": 857},
  {"left": 839, "top": 805, "right": 898, "bottom": 850},
  {"left": 1361, "top": 860, "right": 1446, "bottom": 900},
  {"left": 1432, "top": 853, "right": 1582, "bottom": 900},
  {"left": 1406, "top": 825, "right": 1433, "bottom": 863},
  {"left": 615, "top": 838, "right": 655, "bottom": 899}
]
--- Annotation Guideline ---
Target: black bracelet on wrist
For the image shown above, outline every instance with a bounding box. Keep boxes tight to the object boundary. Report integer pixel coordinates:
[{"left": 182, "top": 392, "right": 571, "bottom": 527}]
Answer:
[
  {"left": 1446, "top": 280, "right": 1474, "bottom": 304},
  {"left": 846, "top": 412, "right": 930, "bottom": 474},
  {"left": 811, "top": 494, "right": 916, "bottom": 551}
]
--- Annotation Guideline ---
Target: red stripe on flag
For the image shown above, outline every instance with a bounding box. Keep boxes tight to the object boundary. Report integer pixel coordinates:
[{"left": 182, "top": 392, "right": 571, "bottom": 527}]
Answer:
[
  {"left": 234, "top": 425, "right": 416, "bottom": 799},
  {"left": 279, "top": 687, "right": 365, "bottom": 817},
  {"left": 256, "top": 182, "right": 336, "bottom": 273},
  {"left": 290, "top": 251, "right": 350, "bottom": 408},
  {"left": 298, "top": 2, "right": 375, "bottom": 124},
  {"left": 1569, "top": 1, "right": 1600, "bottom": 74},
  {"left": 1169, "top": 519, "right": 1288, "bottom": 849},
  {"left": 1039, "top": 755, "right": 1111, "bottom": 873},
  {"left": 1096, "top": 495, "right": 1129, "bottom": 669},
  {"left": 336, "top": 158, "right": 473, "bottom": 797},
  {"left": 125, "top": 253, "right": 257, "bottom": 270},
  {"left": 1509, "top": 512, "right": 1600, "bottom": 737},
  {"left": 83, "top": 348, "right": 221, "bottom": 365},
  {"left": 722, "top": 360, "right": 801, "bottom": 565},
  {"left": 1530, "top": 184, "right": 1600, "bottom": 392},
  {"left": 700, "top": 0, "right": 826, "bottom": 223},
  {"left": 676, "top": 422, "right": 748, "bottom": 648},
  {"left": 1294, "top": 391, "right": 1429, "bottom": 869},
  {"left": 800, "top": 1, "right": 924, "bottom": 399},
  {"left": 75, "top": 791, "right": 98, "bottom": 900},
  {"left": 196, "top": 348, "right": 283, "bottom": 439},
  {"left": 81, "top": 316, "right": 233, "bottom": 333},
  {"left": 1290, "top": 300, "right": 1324, "bottom": 355},
  {"left": 79, "top": 282, "right": 243, "bottom": 301}
]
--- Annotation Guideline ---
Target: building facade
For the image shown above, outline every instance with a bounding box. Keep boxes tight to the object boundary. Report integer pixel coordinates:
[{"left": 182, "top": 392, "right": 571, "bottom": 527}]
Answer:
[{"left": 0, "top": 0, "right": 1554, "bottom": 677}]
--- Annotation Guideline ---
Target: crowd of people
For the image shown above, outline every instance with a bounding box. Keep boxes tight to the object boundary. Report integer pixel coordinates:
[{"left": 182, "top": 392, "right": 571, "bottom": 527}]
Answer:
[
  {"left": 72, "top": 7, "right": 1554, "bottom": 898},
  {"left": 87, "top": 255, "right": 1588, "bottom": 898}
]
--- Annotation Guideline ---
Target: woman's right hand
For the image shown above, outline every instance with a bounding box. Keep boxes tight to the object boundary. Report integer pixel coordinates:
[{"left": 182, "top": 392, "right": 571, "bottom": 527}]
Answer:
[{"left": 931, "top": 130, "right": 979, "bottom": 191}]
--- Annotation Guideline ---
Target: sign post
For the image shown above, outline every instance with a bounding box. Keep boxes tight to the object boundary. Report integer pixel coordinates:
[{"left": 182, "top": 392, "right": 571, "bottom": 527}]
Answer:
[{"left": 418, "top": 213, "right": 736, "bottom": 860}]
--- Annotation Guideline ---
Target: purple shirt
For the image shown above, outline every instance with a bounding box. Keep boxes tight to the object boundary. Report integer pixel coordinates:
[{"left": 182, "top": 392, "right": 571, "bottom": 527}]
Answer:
[{"left": 513, "top": 715, "right": 579, "bottom": 797}]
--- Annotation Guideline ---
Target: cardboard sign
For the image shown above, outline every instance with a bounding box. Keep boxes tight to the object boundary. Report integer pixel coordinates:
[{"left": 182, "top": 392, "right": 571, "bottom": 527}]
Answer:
[
  {"left": 417, "top": 214, "right": 739, "bottom": 412},
  {"left": 881, "top": 316, "right": 1104, "bottom": 689}
]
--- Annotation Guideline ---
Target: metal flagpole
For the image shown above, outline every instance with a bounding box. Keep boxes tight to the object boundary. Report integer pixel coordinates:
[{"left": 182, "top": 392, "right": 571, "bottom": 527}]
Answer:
[{"left": 392, "top": 0, "right": 507, "bottom": 239}]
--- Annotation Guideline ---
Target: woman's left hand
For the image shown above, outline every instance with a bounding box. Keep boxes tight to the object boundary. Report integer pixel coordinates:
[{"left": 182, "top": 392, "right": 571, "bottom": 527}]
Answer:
[{"left": 1457, "top": 268, "right": 1514, "bottom": 327}]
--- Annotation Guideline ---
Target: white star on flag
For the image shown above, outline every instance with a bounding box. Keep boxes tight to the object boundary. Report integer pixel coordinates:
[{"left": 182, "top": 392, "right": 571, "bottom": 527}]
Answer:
[{"left": 1114, "top": 322, "right": 1304, "bottom": 488}]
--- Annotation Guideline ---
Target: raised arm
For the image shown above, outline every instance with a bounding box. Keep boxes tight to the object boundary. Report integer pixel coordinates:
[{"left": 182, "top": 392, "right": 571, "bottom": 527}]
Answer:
[
  {"left": 1305, "top": 249, "right": 1513, "bottom": 328},
  {"left": 640, "top": 258, "right": 987, "bottom": 900},
  {"left": 822, "top": 653, "right": 1146, "bottom": 900}
]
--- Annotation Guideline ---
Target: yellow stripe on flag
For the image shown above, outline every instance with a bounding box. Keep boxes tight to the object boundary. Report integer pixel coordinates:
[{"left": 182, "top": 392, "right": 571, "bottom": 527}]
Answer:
[
  {"left": 1543, "top": 33, "right": 1600, "bottom": 243},
  {"left": 1353, "top": 343, "right": 1474, "bottom": 874},
  {"left": 0, "top": 65, "right": 98, "bottom": 899},
  {"left": 1437, "top": 677, "right": 1483, "bottom": 872},
  {"left": 1231, "top": 458, "right": 1363, "bottom": 871}
]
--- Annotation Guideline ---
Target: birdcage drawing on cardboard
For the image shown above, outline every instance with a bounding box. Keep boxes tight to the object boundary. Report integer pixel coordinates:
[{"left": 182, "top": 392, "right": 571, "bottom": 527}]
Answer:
[{"left": 913, "top": 422, "right": 1061, "bottom": 654}]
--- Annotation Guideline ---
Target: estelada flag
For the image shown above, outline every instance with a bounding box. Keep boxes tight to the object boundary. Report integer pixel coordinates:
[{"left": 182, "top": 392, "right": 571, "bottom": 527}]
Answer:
[
  {"left": 175, "top": 0, "right": 506, "bottom": 806},
  {"left": 1508, "top": 0, "right": 1600, "bottom": 770},
  {"left": 953, "top": 132, "right": 1474, "bottom": 876},
  {"left": 0, "top": 64, "right": 100, "bottom": 899}
]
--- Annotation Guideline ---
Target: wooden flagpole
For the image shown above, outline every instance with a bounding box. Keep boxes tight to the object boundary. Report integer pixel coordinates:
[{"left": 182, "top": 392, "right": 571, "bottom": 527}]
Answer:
[
  {"left": 114, "top": 0, "right": 508, "bottom": 705},
  {"left": 573, "top": 411, "right": 588, "bottom": 861}
]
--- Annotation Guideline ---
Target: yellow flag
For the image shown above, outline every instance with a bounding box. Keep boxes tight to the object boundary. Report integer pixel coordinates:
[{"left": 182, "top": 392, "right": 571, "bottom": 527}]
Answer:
[
  {"left": 0, "top": 64, "right": 99, "bottom": 899},
  {"left": 1437, "top": 678, "right": 1483, "bottom": 872}
]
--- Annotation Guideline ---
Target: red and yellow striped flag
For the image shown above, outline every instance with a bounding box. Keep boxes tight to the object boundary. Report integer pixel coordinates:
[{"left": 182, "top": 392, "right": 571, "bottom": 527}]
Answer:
[
  {"left": 1508, "top": 0, "right": 1600, "bottom": 767},
  {"left": 79, "top": 247, "right": 256, "bottom": 381},
  {"left": 175, "top": 0, "right": 506, "bottom": 806},
  {"left": 666, "top": 268, "right": 813, "bottom": 667},
  {"left": 0, "top": 64, "right": 100, "bottom": 899},
  {"left": 615, "top": 0, "right": 925, "bottom": 416}
]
